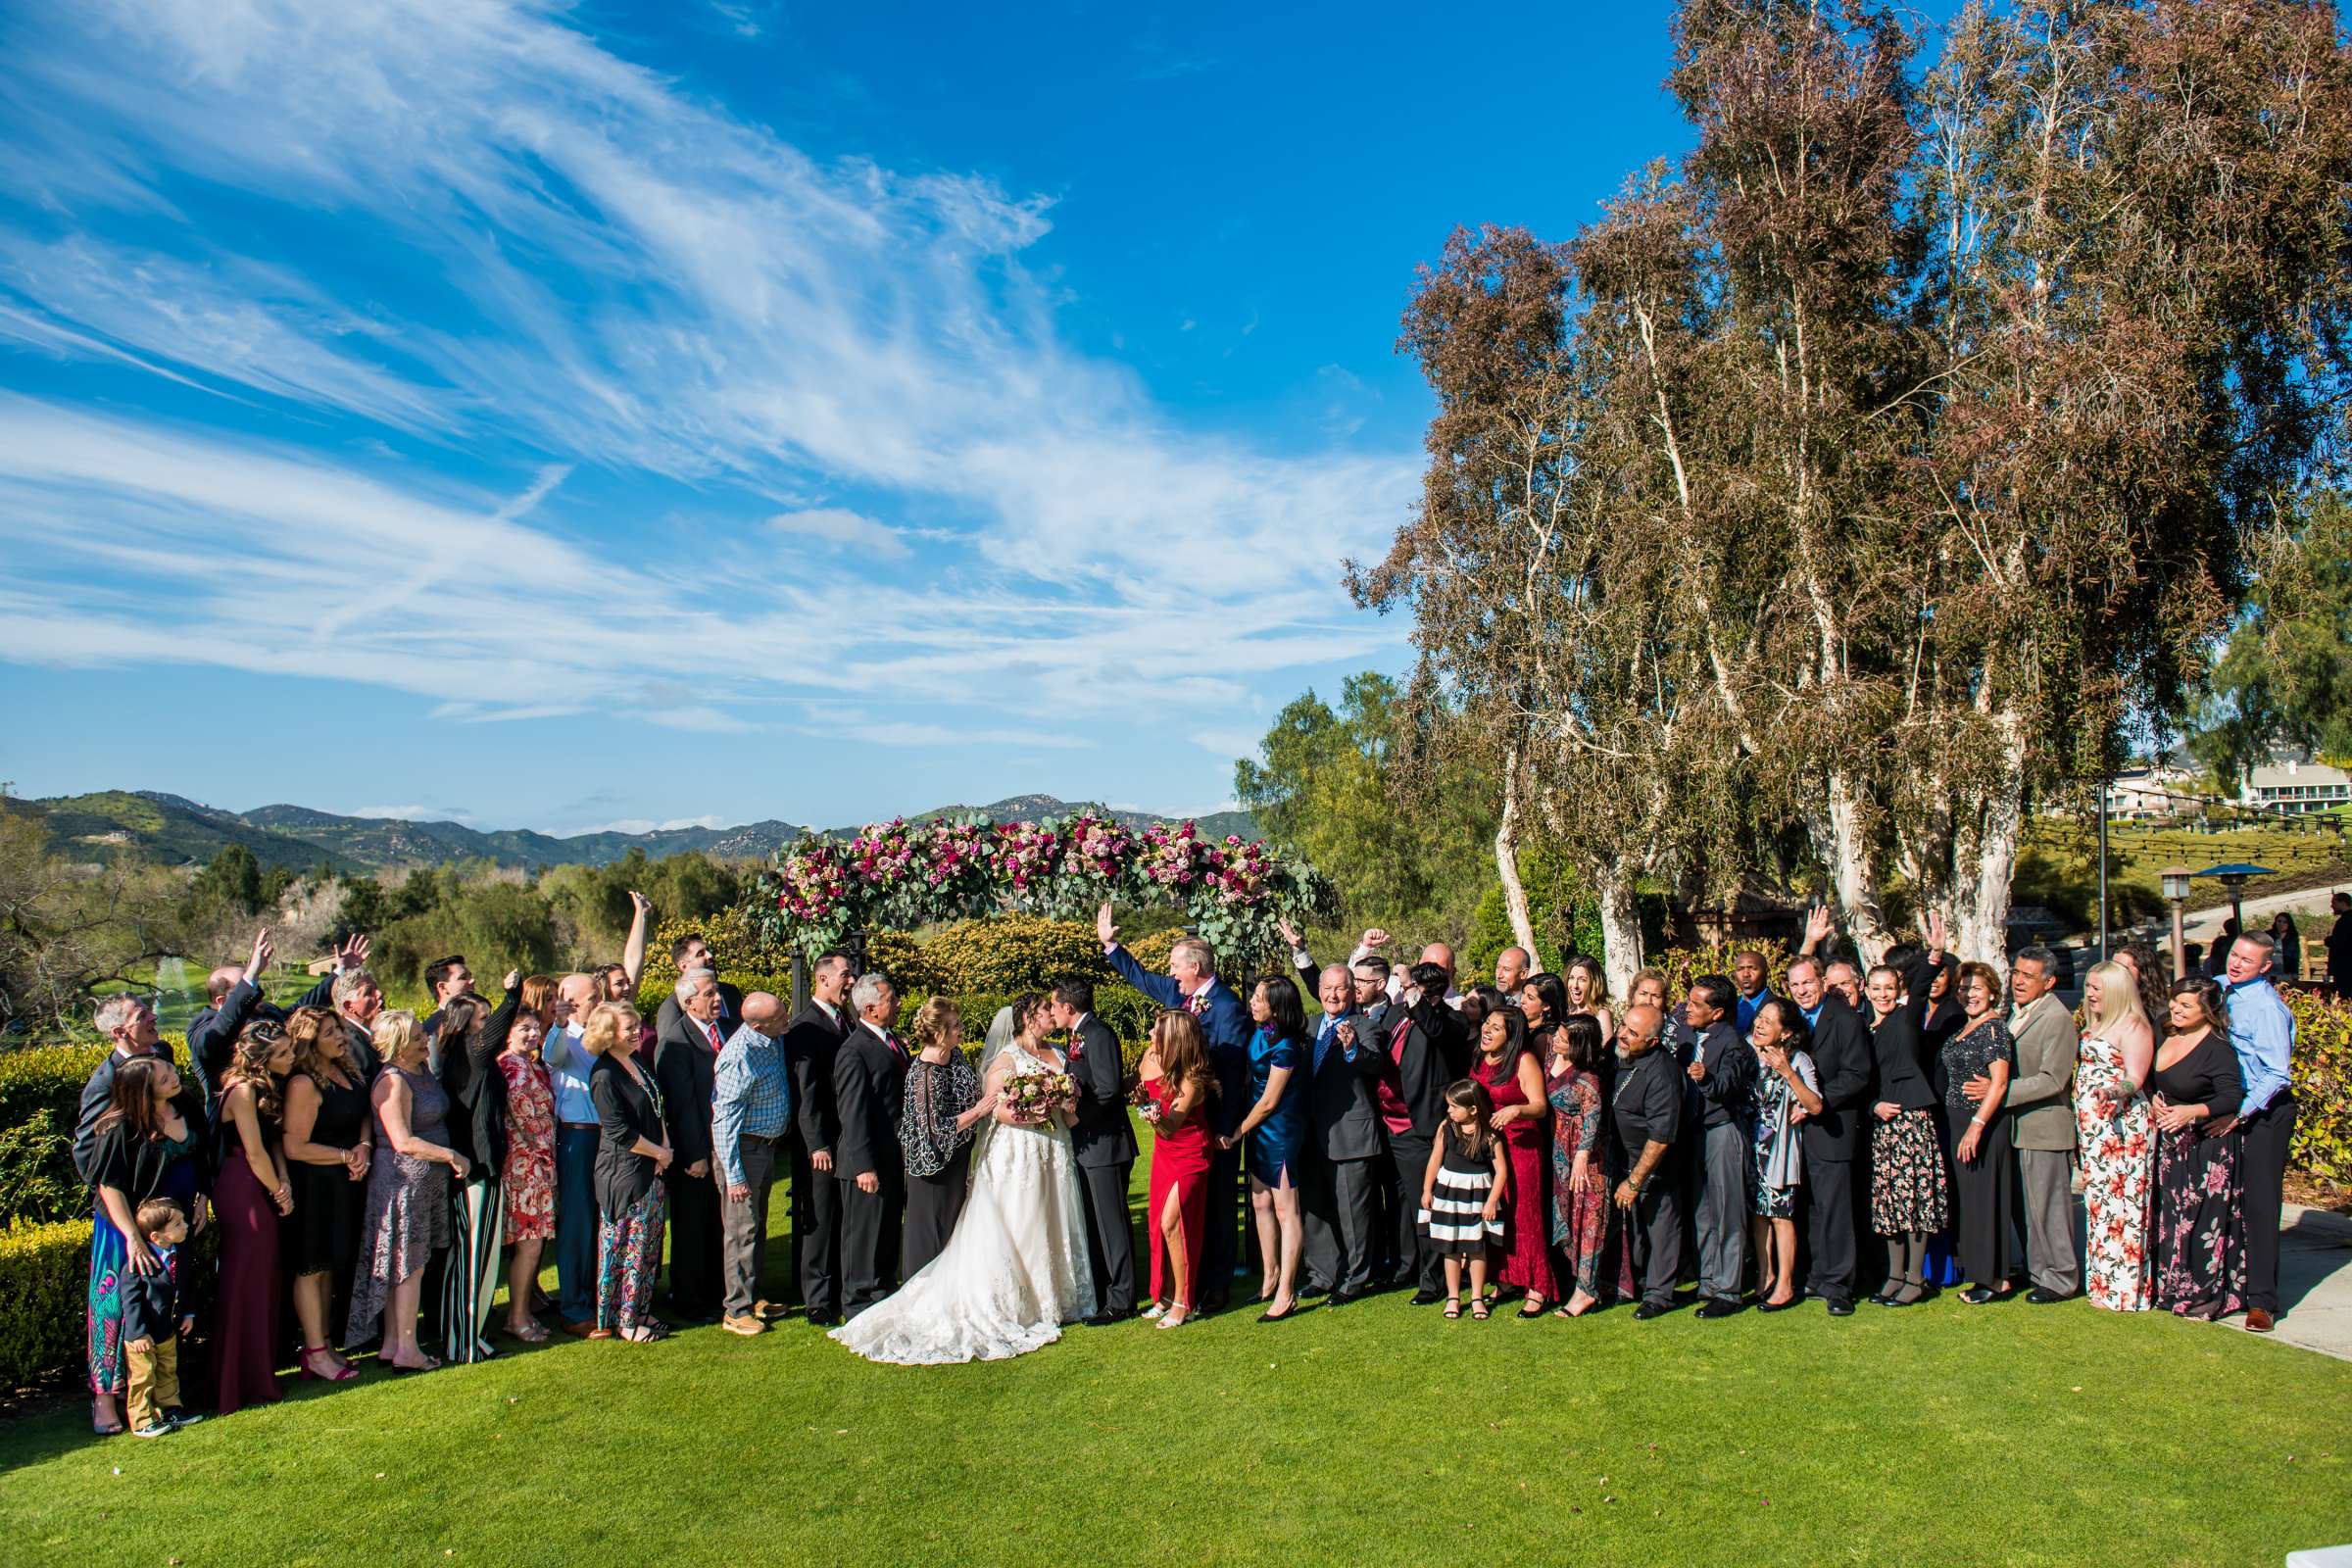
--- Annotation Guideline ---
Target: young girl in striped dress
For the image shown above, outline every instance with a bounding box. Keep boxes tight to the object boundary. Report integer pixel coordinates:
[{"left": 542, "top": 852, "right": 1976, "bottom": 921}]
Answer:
[{"left": 1419, "top": 1080, "right": 1508, "bottom": 1319}]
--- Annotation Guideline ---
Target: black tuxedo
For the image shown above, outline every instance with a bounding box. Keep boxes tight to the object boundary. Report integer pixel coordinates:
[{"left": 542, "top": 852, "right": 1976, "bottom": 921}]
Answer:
[
  {"left": 1800, "top": 992, "right": 1876, "bottom": 1307},
  {"left": 1379, "top": 999, "right": 1455, "bottom": 1292},
  {"left": 783, "top": 999, "right": 850, "bottom": 1316},
  {"left": 655, "top": 1012, "right": 726, "bottom": 1316},
  {"left": 1066, "top": 1012, "right": 1138, "bottom": 1315},
  {"left": 1301, "top": 1008, "right": 1387, "bottom": 1297},
  {"left": 834, "top": 1020, "right": 910, "bottom": 1317}
]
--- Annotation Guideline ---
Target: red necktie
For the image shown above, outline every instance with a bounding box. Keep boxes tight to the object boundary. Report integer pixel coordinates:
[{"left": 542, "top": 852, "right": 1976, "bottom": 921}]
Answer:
[{"left": 705, "top": 1021, "right": 722, "bottom": 1053}]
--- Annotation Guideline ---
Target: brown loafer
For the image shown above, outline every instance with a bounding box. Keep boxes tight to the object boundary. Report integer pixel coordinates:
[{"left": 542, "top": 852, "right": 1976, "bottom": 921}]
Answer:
[
  {"left": 754, "top": 1299, "right": 785, "bottom": 1322},
  {"left": 723, "top": 1314, "right": 767, "bottom": 1336},
  {"left": 2245, "top": 1307, "right": 2276, "bottom": 1333},
  {"left": 562, "top": 1319, "right": 597, "bottom": 1339}
]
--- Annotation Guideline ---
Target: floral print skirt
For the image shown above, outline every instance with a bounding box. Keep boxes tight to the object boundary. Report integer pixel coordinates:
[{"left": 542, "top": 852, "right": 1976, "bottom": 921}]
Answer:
[
  {"left": 1869, "top": 1108, "right": 1948, "bottom": 1236},
  {"left": 2153, "top": 1124, "right": 2242, "bottom": 1317},
  {"left": 2078, "top": 1095, "right": 2154, "bottom": 1311},
  {"left": 598, "top": 1185, "right": 668, "bottom": 1333}
]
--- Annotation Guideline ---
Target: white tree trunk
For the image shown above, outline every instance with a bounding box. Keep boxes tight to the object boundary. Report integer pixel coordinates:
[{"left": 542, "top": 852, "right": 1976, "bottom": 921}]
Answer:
[
  {"left": 1595, "top": 858, "right": 1643, "bottom": 1002},
  {"left": 1940, "top": 708, "right": 2029, "bottom": 963},
  {"left": 1812, "top": 767, "right": 1896, "bottom": 965},
  {"left": 1495, "top": 749, "right": 1542, "bottom": 963}
]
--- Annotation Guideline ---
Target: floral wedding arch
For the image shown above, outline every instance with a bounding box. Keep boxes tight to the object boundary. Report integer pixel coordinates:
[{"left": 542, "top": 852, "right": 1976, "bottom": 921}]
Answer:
[{"left": 747, "top": 811, "right": 1339, "bottom": 963}]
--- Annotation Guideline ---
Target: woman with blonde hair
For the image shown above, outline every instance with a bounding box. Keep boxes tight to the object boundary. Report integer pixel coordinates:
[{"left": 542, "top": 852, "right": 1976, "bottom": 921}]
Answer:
[
  {"left": 349, "top": 1010, "right": 463, "bottom": 1372},
  {"left": 899, "top": 999, "right": 996, "bottom": 1278},
  {"left": 282, "top": 1005, "right": 370, "bottom": 1380},
  {"left": 586, "top": 1002, "right": 671, "bottom": 1342},
  {"left": 2075, "top": 958, "right": 2157, "bottom": 1311},
  {"left": 1139, "top": 1009, "right": 1218, "bottom": 1328}
]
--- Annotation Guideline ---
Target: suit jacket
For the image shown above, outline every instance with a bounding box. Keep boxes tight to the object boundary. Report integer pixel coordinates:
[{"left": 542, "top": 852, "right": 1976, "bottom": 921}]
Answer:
[
  {"left": 341, "top": 1016, "right": 385, "bottom": 1087},
  {"left": 655, "top": 1011, "right": 726, "bottom": 1171},
  {"left": 833, "top": 1021, "right": 909, "bottom": 1187},
  {"left": 436, "top": 990, "right": 514, "bottom": 1180},
  {"left": 1687, "top": 1019, "right": 1757, "bottom": 1130},
  {"left": 784, "top": 1000, "right": 851, "bottom": 1159},
  {"left": 1870, "top": 952, "right": 1946, "bottom": 1113},
  {"left": 657, "top": 980, "right": 745, "bottom": 1046},
  {"left": 1103, "top": 946, "right": 1250, "bottom": 1137},
  {"left": 589, "top": 1053, "right": 664, "bottom": 1214},
  {"left": 1306, "top": 1008, "right": 1388, "bottom": 1161},
  {"left": 189, "top": 968, "right": 337, "bottom": 1110},
  {"left": 2006, "top": 991, "right": 2080, "bottom": 1152},
  {"left": 1381, "top": 998, "right": 1454, "bottom": 1141},
  {"left": 1800, "top": 993, "right": 1874, "bottom": 1162},
  {"left": 1065, "top": 1013, "right": 1136, "bottom": 1169}
]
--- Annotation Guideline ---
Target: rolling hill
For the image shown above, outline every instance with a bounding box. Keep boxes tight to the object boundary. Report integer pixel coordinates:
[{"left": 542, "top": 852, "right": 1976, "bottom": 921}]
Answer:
[{"left": 7, "top": 790, "right": 1259, "bottom": 873}]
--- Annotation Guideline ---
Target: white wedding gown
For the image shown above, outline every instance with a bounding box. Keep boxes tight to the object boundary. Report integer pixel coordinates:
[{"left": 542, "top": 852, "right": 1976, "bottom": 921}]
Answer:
[{"left": 830, "top": 1041, "right": 1098, "bottom": 1365}]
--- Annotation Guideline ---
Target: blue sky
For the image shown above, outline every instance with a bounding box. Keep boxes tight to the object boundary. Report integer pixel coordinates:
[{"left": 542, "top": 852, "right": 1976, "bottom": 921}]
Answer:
[{"left": 0, "top": 0, "right": 1691, "bottom": 836}]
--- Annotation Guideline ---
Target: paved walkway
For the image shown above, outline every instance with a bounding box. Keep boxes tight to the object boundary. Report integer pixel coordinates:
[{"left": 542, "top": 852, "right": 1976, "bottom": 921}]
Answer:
[
  {"left": 2251, "top": 1204, "right": 2352, "bottom": 1361},
  {"left": 2181, "top": 879, "right": 2351, "bottom": 947}
]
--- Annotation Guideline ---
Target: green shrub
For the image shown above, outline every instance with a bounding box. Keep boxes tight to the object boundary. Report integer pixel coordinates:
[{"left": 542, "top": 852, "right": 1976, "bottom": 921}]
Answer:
[
  {"left": 0, "top": 1041, "right": 111, "bottom": 1136},
  {"left": 0, "top": 1112, "right": 80, "bottom": 1226},
  {"left": 0, "top": 1219, "right": 87, "bottom": 1386},
  {"left": 918, "top": 916, "right": 1113, "bottom": 994},
  {"left": 2286, "top": 989, "right": 2351, "bottom": 1185}
]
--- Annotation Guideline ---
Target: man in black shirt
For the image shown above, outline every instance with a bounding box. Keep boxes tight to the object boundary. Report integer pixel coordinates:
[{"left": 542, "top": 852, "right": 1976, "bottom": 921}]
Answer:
[{"left": 1611, "top": 1004, "right": 1682, "bottom": 1319}]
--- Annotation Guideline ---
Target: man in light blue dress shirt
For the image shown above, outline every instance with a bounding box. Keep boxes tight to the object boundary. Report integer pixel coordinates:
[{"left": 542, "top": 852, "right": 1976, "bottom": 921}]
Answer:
[
  {"left": 544, "top": 973, "right": 606, "bottom": 1334},
  {"left": 713, "top": 993, "right": 792, "bottom": 1335},
  {"left": 2223, "top": 933, "right": 2297, "bottom": 1333}
]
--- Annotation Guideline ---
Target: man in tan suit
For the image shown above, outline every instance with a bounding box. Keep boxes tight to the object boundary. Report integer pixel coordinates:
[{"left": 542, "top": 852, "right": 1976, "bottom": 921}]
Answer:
[{"left": 2001, "top": 947, "right": 2080, "bottom": 1301}]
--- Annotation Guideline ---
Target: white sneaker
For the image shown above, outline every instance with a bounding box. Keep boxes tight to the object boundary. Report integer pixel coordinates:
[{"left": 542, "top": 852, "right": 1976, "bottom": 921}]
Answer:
[{"left": 132, "top": 1421, "right": 172, "bottom": 1439}]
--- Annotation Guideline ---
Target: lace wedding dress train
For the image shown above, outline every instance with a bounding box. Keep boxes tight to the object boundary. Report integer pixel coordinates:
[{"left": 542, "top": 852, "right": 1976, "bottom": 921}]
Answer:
[{"left": 830, "top": 1043, "right": 1098, "bottom": 1365}]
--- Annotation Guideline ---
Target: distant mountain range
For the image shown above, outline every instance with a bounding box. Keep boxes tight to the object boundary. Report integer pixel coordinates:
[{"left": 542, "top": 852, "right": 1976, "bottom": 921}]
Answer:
[{"left": 4, "top": 789, "right": 1260, "bottom": 874}]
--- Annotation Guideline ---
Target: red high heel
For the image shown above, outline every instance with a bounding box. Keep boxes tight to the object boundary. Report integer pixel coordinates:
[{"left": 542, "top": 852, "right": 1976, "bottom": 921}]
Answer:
[{"left": 299, "top": 1346, "right": 358, "bottom": 1382}]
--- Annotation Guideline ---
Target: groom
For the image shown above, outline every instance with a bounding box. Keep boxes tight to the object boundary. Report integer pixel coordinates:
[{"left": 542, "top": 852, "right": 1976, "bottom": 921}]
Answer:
[
  {"left": 833, "top": 971, "right": 910, "bottom": 1321},
  {"left": 1099, "top": 902, "right": 1251, "bottom": 1312},
  {"left": 1052, "top": 978, "right": 1137, "bottom": 1324}
]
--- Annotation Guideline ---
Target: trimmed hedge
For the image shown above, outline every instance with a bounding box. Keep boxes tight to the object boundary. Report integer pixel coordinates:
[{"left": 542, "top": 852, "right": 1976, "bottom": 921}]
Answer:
[
  {"left": 0, "top": 1219, "right": 87, "bottom": 1387},
  {"left": 2286, "top": 989, "right": 2351, "bottom": 1185}
]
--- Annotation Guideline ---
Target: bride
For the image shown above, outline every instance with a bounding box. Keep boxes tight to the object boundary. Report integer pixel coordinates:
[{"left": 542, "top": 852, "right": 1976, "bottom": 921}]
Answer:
[{"left": 831, "top": 993, "right": 1099, "bottom": 1364}]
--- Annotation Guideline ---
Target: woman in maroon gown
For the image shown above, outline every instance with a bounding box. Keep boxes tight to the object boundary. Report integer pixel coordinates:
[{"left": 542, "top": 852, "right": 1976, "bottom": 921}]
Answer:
[
  {"left": 1138, "top": 1010, "right": 1218, "bottom": 1329},
  {"left": 1471, "top": 1005, "right": 1555, "bottom": 1315},
  {"left": 215, "top": 1021, "right": 294, "bottom": 1414}
]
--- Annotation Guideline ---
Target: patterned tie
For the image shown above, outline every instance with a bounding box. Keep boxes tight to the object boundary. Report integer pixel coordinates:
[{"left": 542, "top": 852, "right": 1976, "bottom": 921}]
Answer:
[{"left": 705, "top": 1020, "right": 723, "bottom": 1053}]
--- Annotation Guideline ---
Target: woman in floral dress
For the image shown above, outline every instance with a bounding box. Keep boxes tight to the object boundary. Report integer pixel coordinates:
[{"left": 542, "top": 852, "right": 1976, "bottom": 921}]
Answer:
[
  {"left": 1544, "top": 1013, "right": 1621, "bottom": 1316},
  {"left": 2150, "top": 977, "right": 2246, "bottom": 1319},
  {"left": 2073, "top": 960, "right": 2156, "bottom": 1311},
  {"left": 498, "top": 1004, "right": 558, "bottom": 1342},
  {"left": 1747, "top": 999, "right": 1821, "bottom": 1310}
]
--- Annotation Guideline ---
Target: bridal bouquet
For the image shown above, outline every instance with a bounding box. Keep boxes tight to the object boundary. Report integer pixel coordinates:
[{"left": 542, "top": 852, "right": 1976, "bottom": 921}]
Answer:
[{"left": 1003, "top": 1070, "right": 1077, "bottom": 1124}]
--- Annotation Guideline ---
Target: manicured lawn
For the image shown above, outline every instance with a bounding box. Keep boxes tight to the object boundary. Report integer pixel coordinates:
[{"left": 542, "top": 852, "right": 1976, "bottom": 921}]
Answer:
[{"left": 4, "top": 1173, "right": 2347, "bottom": 1566}]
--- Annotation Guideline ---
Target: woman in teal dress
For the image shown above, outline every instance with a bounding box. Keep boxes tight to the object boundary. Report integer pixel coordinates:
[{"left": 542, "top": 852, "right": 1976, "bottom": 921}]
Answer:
[
  {"left": 86, "top": 1054, "right": 209, "bottom": 1435},
  {"left": 1227, "top": 975, "right": 1310, "bottom": 1319}
]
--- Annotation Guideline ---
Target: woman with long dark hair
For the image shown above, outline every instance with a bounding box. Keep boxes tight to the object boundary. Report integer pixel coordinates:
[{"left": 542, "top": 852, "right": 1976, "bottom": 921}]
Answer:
[
  {"left": 1471, "top": 1004, "right": 1554, "bottom": 1315},
  {"left": 2150, "top": 977, "right": 2247, "bottom": 1319},
  {"left": 1520, "top": 972, "right": 1570, "bottom": 1058},
  {"left": 1939, "top": 963, "right": 2016, "bottom": 1304},
  {"left": 215, "top": 1020, "right": 293, "bottom": 1414},
  {"left": 1544, "top": 1012, "right": 1616, "bottom": 1316},
  {"left": 1229, "top": 974, "right": 1310, "bottom": 1321},
  {"left": 86, "top": 1055, "right": 208, "bottom": 1435},
  {"left": 1139, "top": 1009, "right": 1219, "bottom": 1329}
]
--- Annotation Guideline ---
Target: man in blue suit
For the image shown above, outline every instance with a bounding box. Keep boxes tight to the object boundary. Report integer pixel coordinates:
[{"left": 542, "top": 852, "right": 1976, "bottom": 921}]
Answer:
[{"left": 1099, "top": 902, "right": 1250, "bottom": 1312}]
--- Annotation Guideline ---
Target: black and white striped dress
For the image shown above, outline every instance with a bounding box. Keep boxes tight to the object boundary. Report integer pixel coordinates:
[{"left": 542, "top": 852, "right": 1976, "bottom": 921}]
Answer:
[{"left": 1419, "top": 1125, "right": 1502, "bottom": 1258}]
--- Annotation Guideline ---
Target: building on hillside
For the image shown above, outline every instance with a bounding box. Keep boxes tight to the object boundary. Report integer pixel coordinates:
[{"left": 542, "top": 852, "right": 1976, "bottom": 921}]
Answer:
[
  {"left": 2238, "top": 755, "right": 2352, "bottom": 817},
  {"left": 2104, "top": 766, "right": 2203, "bottom": 822}
]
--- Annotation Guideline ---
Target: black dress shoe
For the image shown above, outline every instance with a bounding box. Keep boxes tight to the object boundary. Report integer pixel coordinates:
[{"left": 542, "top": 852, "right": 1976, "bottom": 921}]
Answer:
[
  {"left": 804, "top": 1311, "right": 842, "bottom": 1328},
  {"left": 1326, "top": 1288, "right": 1364, "bottom": 1307},
  {"left": 1959, "top": 1286, "right": 1996, "bottom": 1305},
  {"left": 1632, "top": 1300, "right": 1670, "bottom": 1321},
  {"left": 1200, "top": 1295, "right": 1229, "bottom": 1314},
  {"left": 1825, "top": 1300, "right": 1856, "bottom": 1317},
  {"left": 1695, "top": 1297, "right": 1741, "bottom": 1319},
  {"left": 1867, "top": 1292, "right": 1894, "bottom": 1306},
  {"left": 2025, "top": 1287, "right": 2073, "bottom": 1305},
  {"left": 1408, "top": 1289, "right": 1446, "bottom": 1306}
]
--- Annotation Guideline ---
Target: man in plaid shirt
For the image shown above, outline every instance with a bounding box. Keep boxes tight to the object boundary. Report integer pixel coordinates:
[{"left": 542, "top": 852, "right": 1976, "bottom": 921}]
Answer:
[{"left": 714, "top": 991, "right": 792, "bottom": 1336}]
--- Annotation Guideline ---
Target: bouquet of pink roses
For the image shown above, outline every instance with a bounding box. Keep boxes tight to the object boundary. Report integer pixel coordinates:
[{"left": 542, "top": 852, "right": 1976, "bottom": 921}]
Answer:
[{"left": 1002, "top": 1069, "right": 1077, "bottom": 1124}]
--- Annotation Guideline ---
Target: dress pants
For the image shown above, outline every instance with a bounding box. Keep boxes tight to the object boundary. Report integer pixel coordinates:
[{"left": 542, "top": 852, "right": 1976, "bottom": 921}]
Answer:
[
  {"left": 1386, "top": 1134, "right": 1439, "bottom": 1292},
  {"left": 719, "top": 1134, "right": 777, "bottom": 1320},
  {"left": 1301, "top": 1153, "right": 1379, "bottom": 1296},
  {"left": 789, "top": 1142, "right": 842, "bottom": 1318},
  {"left": 1693, "top": 1122, "right": 1748, "bottom": 1299},
  {"left": 1628, "top": 1179, "right": 1683, "bottom": 1308},
  {"left": 1075, "top": 1159, "right": 1138, "bottom": 1315},
  {"left": 554, "top": 1126, "right": 602, "bottom": 1324},
  {"left": 2016, "top": 1147, "right": 2081, "bottom": 1295},
  {"left": 2235, "top": 1092, "right": 2298, "bottom": 1314},
  {"left": 837, "top": 1175, "right": 903, "bottom": 1318},
  {"left": 901, "top": 1144, "right": 972, "bottom": 1281},
  {"left": 124, "top": 1334, "right": 181, "bottom": 1431},
  {"left": 1200, "top": 1144, "right": 1242, "bottom": 1302},
  {"left": 1803, "top": 1152, "right": 1859, "bottom": 1307},
  {"left": 666, "top": 1164, "right": 723, "bottom": 1316}
]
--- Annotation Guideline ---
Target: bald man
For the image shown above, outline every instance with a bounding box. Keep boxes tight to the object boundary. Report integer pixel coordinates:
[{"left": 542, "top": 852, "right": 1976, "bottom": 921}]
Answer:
[
  {"left": 713, "top": 992, "right": 793, "bottom": 1334},
  {"left": 188, "top": 927, "right": 356, "bottom": 1115},
  {"left": 1611, "top": 1004, "right": 1684, "bottom": 1318},
  {"left": 1494, "top": 947, "right": 1532, "bottom": 998}
]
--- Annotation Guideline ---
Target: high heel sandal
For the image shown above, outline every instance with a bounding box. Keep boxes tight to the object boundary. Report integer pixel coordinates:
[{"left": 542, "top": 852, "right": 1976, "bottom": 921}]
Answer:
[
  {"left": 1470, "top": 1299, "right": 1492, "bottom": 1320},
  {"left": 1444, "top": 1298, "right": 1462, "bottom": 1320},
  {"left": 300, "top": 1346, "right": 358, "bottom": 1382}
]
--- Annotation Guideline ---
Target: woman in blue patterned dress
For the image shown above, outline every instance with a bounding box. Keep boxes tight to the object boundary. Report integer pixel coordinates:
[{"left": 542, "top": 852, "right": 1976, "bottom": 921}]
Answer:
[
  {"left": 1746, "top": 999, "right": 1821, "bottom": 1310},
  {"left": 1227, "top": 975, "right": 1310, "bottom": 1320}
]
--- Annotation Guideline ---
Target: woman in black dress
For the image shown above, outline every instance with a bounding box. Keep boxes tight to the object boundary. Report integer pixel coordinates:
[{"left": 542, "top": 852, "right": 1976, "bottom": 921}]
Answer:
[
  {"left": 1938, "top": 961, "right": 2016, "bottom": 1304},
  {"left": 2150, "top": 977, "right": 2247, "bottom": 1319},
  {"left": 899, "top": 1000, "right": 995, "bottom": 1278},
  {"left": 282, "top": 1006, "right": 372, "bottom": 1380}
]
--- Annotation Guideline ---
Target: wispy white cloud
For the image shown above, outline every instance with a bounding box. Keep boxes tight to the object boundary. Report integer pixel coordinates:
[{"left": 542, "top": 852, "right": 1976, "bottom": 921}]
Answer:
[
  {"left": 767, "top": 507, "right": 909, "bottom": 560},
  {"left": 570, "top": 812, "right": 729, "bottom": 835}
]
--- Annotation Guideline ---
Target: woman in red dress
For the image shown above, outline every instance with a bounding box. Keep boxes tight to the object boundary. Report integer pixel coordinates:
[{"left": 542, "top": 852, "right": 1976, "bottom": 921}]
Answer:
[
  {"left": 1470, "top": 1004, "right": 1555, "bottom": 1315},
  {"left": 215, "top": 1020, "right": 294, "bottom": 1413},
  {"left": 1138, "top": 1010, "right": 1218, "bottom": 1329}
]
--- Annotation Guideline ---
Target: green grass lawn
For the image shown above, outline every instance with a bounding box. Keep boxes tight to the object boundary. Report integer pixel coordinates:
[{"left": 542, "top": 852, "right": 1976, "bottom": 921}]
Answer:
[{"left": 4, "top": 1169, "right": 2348, "bottom": 1566}]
